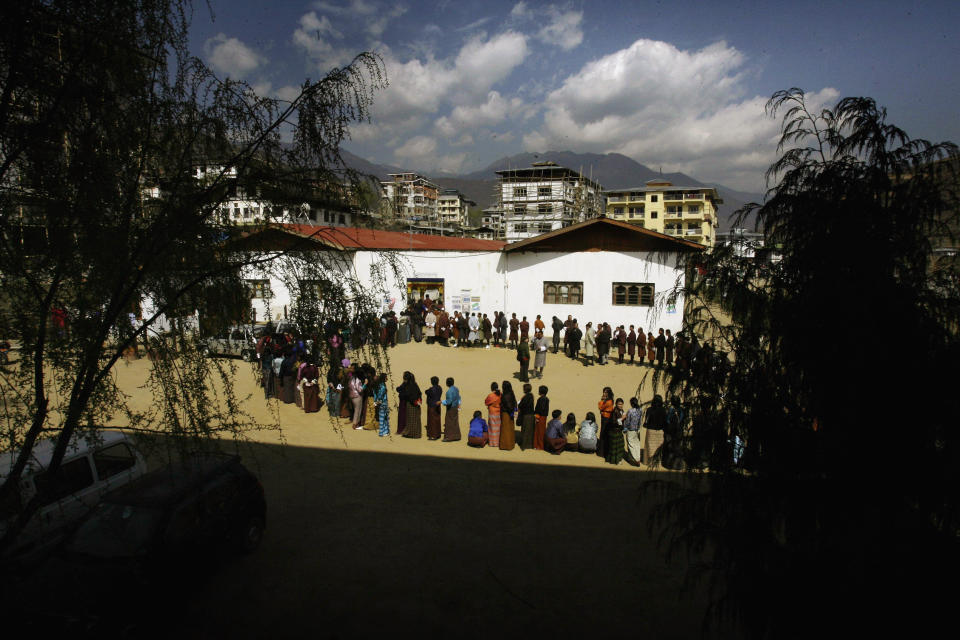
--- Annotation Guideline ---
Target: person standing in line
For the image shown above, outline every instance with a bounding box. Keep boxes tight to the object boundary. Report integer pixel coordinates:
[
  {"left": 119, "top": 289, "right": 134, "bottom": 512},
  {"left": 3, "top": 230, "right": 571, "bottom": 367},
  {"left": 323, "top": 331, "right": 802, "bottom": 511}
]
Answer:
[
  {"left": 299, "top": 358, "right": 320, "bottom": 413},
  {"left": 578, "top": 412, "right": 599, "bottom": 453},
  {"left": 551, "top": 316, "right": 564, "bottom": 353},
  {"left": 509, "top": 313, "right": 520, "bottom": 348},
  {"left": 498, "top": 311, "right": 508, "bottom": 348},
  {"left": 532, "top": 385, "right": 549, "bottom": 451},
  {"left": 563, "top": 315, "right": 573, "bottom": 356},
  {"left": 467, "top": 410, "right": 489, "bottom": 447},
  {"left": 655, "top": 328, "right": 666, "bottom": 366},
  {"left": 647, "top": 331, "right": 656, "bottom": 364},
  {"left": 616, "top": 325, "right": 627, "bottom": 364},
  {"left": 533, "top": 330, "right": 548, "bottom": 378},
  {"left": 534, "top": 315, "right": 545, "bottom": 335},
  {"left": 665, "top": 329, "right": 675, "bottom": 367},
  {"left": 349, "top": 365, "right": 366, "bottom": 430},
  {"left": 481, "top": 313, "right": 492, "bottom": 348},
  {"left": 643, "top": 394, "right": 667, "bottom": 465},
  {"left": 499, "top": 380, "right": 517, "bottom": 451},
  {"left": 596, "top": 323, "right": 611, "bottom": 365},
  {"left": 425, "top": 375, "right": 443, "bottom": 440},
  {"left": 438, "top": 308, "right": 450, "bottom": 346},
  {"left": 605, "top": 398, "right": 626, "bottom": 465},
  {"left": 468, "top": 312, "right": 480, "bottom": 346},
  {"left": 424, "top": 308, "right": 437, "bottom": 344},
  {"left": 326, "top": 363, "right": 342, "bottom": 417},
  {"left": 398, "top": 371, "right": 422, "bottom": 438},
  {"left": 280, "top": 348, "right": 297, "bottom": 404},
  {"left": 485, "top": 382, "right": 502, "bottom": 448},
  {"left": 623, "top": 396, "right": 644, "bottom": 466},
  {"left": 517, "top": 335, "right": 530, "bottom": 382},
  {"left": 596, "top": 387, "right": 615, "bottom": 458},
  {"left": 637, "top": 328, "right": 646, "bottom": 366},
  {"left": 584, "top": 322, "right": 596, "bottom": 366},
  {"left": 627, "top": 325, "right": 637, "bottom": 364},
  {"left": 517, "top": 383, "right": 536, "bottom": 451},
  {"left": 519, "top": 316, "right": 530, "bottom": 343},
  {"left": 372, "top": 373, "right": 390, "bottom": 436},
  {"left": 545, "top": 410, "right": 566, "bottom": 455},
  {"left": 568, "top": 320, "right": 582, "bottom": 360},
  {"left": 441, "top": 377, "right": 462, "bottom": 442}
]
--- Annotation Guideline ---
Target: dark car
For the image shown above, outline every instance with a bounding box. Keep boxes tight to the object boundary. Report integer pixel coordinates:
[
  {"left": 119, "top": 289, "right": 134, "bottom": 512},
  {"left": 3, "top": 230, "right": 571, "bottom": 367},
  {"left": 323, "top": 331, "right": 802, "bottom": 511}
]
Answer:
[{"left": 63, "top": 454, "right": 266, "bottom": 571}]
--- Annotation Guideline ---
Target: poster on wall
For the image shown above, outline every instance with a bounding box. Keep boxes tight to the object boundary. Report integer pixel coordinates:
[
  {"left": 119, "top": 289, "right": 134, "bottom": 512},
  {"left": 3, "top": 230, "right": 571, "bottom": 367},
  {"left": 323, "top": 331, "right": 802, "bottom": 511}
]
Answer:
[
  {"left": 471, "top": 300, "right": 481, "bottom": 312},
  {"left": 460, "top": 290, "right": 472, "bottom": 313},
  {"left": 450, "top": 295, "right": 461, "bottom": 310}
]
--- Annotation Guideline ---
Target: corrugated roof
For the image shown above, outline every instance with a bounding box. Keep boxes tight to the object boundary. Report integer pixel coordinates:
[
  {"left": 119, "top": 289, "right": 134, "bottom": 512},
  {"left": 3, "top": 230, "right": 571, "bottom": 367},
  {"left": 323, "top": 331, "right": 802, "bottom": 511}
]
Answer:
[
  {"left": 281, "top": 225, "right": 506, "bottom": 251},
  {"left": 502, "top": 217, "right": 705, "bottom": 252}
]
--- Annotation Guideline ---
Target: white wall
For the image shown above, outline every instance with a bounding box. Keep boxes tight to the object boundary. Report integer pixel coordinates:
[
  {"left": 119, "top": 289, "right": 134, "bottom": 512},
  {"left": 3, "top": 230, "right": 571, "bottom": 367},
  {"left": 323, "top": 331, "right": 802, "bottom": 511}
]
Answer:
[
  {"left": 231, "top": 246, "right": 687, "bottom": 333},
  {"left": 504, "top": 251, "right": 686, "bottom": 335},
  {"left": 353, "top": 250, "right": 506, "bottom": 314}
]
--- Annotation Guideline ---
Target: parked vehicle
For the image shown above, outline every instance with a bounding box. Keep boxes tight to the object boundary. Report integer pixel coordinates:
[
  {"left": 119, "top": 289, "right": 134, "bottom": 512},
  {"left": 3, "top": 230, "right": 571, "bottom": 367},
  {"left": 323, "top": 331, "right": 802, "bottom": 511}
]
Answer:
[
  {"left": 201, "top": 324, "right": 258, "bottom": 361},
  {"left": 63, "top": 454, "right": 266, "bottom": 571},
  {"left": 0, "top": 430, "right": 148, "bottom": 563}
]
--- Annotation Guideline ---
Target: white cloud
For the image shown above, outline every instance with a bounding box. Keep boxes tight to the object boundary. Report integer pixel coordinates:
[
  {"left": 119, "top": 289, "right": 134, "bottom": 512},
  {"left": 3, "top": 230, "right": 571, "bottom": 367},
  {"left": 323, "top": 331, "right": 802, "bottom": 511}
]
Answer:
[
  {"left": 538, "top": 9, "right": 583, "bottom": 50},
  {"left": 293, "top": 11, "right": 354, "bottom": 70},
  {"left": 510, "top": 2, "right": 528, "bottom": 18},
  {"left": 312, "top": 1, "right": 406, "bottom": 38},
  {"left": 523, "top": 38, "right": 837, "bottom": 191},
  {"left": 371, "top": 31, "right": 528, "bottom": 133},
  {"left": 435, "top": 91, "right": 526, "bottom": 138},
  {"left": 204, "top": 34, "right": 266, "bottom": 78},
  {"left": 394, "top": 135, "right": 438, "bottom": 162}
]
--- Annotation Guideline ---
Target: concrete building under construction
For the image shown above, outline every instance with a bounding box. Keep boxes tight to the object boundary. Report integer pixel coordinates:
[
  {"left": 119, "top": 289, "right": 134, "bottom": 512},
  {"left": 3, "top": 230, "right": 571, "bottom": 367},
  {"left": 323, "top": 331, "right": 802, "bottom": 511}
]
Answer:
[{"left": 496, "top": 161, "right": 604, "bottom": 242}]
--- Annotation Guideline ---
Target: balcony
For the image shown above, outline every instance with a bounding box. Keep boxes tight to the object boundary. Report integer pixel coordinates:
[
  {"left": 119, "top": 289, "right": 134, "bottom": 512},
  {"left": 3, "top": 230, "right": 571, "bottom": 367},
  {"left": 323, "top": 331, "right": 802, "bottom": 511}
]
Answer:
[
  {"left": 684, "top": 193, "right": 704, "bottom": 200},
  {"left": 664, "top": 193, "right": 684, "bottom": 202},
  {"left": 607, "top": 196, "right": 627, "bottom": 203}
]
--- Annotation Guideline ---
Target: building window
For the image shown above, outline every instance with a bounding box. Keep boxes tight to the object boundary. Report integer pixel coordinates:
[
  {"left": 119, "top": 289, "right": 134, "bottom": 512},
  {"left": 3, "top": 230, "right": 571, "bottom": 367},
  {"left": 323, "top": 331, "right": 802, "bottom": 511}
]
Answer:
[
  {"left": 513, "top": 187, "right": 527, "bottom": 198},
  {"left": 513, "top": 223, "right": 528, "bottom": 233},
  {"left": 299, "top": 279, "right": 323, "bottom": 300},
  {"left": 629, "top": 207, "right": 644, "bottom": 218},
  {"left": 538, "top": 203, "right": 552, "bottom": 214},
  {"left": 650, "top": 211, "right": 658, "bottom": 219},
  {"left": 537, "top": 223, "right": 553, "bottom": 233},
  {"left": 650, "top": 195, "right": 658, "bottom": 203},
  {"left": 538, "top": 186, "right": 552, "bottom": 197},
  {"left": 512, "top": 204, "right": 526, "bottom": 215},
  {"left": 544, "top": 281, "right": 583, "bottom": 305},
  {"left": 612, "top": 282, "right": 654, "bottom": 306},
  {"left": 687, "top": 205, "right": 700, "bottom": 214},
  {"left": 246, "top": 279, "right": 272, "bottom": 299},
  {"left": 613, "top": 207, "right": 624, "bottom": 215}
]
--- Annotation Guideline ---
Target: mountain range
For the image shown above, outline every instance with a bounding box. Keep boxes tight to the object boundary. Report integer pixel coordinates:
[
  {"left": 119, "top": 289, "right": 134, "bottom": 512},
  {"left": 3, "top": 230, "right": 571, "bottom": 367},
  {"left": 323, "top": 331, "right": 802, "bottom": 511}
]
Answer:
[{"left": 340, "top": 149, "right": 764, "bottom": 230}]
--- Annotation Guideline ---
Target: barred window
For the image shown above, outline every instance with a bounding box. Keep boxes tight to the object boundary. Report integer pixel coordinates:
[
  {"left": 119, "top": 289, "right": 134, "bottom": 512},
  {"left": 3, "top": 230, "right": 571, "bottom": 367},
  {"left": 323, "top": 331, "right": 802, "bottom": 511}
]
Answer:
[
  {"left": 612, "top": 282, "right": 654, "bottom": 306},
  {"left": 544, "top": 281, "right": 583, "bottom": 305},
  {"left": 514, "top": 187, "right": 527, "bottom": 197},
  {"left": 245, "top": 279, "right": 272, "bottom": 299}
]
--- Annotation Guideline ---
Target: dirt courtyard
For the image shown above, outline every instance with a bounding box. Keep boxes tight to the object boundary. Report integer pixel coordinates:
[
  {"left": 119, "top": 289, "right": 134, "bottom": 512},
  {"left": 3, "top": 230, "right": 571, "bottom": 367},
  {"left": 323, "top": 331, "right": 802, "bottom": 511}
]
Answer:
[{"left": 22, "top": 340, "right": 718, "bottom": 638}]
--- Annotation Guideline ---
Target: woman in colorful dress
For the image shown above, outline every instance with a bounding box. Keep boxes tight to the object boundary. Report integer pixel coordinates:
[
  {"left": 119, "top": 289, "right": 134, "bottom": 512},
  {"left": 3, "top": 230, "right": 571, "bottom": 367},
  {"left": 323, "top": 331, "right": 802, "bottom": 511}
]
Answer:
[
  {"left": 604, "top": 397, "right": 626, "bottom": 465},
  {"left": 532, "top": 385, "right": 549, "bottom": 451},
  {"left": 596, "top": 387, "right": 615, "bottom": 458},
  {"left": 485, "top": 382, "right": 502, "bottom": 447},
  {"left": 372, "top": 373, "right": 390, "bottom": 436},
  {"left": 623, "top": 396, "right": 644, "bottom": 466},
  {"left": 499, "top": 380, "right": 517, "bottom": 451},
  {"left": 441, "top": 377, "right": 462, "bottom": 442}
]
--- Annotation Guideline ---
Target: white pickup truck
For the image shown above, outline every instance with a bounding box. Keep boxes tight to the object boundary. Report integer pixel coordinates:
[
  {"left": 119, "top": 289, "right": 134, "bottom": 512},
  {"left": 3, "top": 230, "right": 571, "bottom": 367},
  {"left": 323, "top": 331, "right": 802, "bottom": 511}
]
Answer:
[{"left": 0, "top": 430, "right": 148, "bottom": 563}]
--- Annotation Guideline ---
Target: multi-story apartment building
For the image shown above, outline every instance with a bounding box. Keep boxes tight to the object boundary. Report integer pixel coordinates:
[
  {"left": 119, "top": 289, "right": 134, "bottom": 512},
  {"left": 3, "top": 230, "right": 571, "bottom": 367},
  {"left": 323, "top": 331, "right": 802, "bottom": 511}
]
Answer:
[
  {"left": 436, "top": 189, "right": 475, "bottom": 227},
  {"left": 381, "top": 172, "right": 439, "bottom": 222},
  {"left": 603, "top": 179, "right": 722, "bottom": 247},
  {"left": 481, "top": 206, "right": 506, "bottom": 240},
  {"left": 497, "top": 161, "right": 604, "bottom": 242}
]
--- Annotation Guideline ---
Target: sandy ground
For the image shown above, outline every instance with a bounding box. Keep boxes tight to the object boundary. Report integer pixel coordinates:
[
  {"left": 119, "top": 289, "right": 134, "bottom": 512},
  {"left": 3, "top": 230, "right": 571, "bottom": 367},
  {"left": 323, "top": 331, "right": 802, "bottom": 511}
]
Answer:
[{"left": 16, "top": 340, "right": 718, "bottom": 638}]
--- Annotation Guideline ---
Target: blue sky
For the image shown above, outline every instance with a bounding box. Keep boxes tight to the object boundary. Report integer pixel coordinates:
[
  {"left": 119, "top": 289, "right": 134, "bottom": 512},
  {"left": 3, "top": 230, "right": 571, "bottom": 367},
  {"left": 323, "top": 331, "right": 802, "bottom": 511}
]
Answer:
[{"left": 189, "top": 0, "right": 959, "bottom": 192}]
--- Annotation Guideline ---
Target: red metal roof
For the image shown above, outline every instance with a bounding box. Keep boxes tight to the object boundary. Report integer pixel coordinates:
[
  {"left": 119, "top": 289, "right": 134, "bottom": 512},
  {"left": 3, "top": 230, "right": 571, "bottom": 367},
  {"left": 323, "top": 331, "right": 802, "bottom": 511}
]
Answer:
[{"left": 281, "top": 225, "right": 506, "bottom": 251}]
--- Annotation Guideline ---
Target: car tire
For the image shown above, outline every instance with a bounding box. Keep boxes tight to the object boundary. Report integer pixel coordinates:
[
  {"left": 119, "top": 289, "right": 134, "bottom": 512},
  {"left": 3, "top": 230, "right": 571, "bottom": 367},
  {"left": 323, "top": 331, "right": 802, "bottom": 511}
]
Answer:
[{"left": 235, "top": 515, "right": 264, "bottom": 554}]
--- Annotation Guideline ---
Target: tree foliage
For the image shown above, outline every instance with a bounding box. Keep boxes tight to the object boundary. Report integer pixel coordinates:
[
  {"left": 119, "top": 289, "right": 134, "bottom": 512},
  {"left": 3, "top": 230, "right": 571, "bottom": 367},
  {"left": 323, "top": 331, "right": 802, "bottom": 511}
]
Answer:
[
  {"left": 647, "top": 90, "right": 960, "bottom": 637},
  {"left": 0, "top": 0, "right": 390, "bottom": 554}
]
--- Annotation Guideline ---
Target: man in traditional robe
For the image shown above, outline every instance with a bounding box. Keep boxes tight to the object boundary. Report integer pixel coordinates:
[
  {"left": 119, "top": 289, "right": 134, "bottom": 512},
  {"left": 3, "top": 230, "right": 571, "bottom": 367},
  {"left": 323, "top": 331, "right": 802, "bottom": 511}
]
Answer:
[
  {"left": 519, "top": 316, "right": 530, "bottom": 342},
  {"left": 508, "top": 313, "right": 519, "bottom": 348}
]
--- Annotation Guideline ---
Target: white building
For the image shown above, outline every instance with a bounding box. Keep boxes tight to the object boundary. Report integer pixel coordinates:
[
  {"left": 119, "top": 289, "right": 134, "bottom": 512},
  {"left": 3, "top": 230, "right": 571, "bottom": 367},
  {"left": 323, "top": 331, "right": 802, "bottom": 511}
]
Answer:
[
  {"left": 497, "top": 161, "right": 604, "bottom": 242},
  {"left": 230, "top": 217, "right": 702, "bottom": 334},
  {"left": 436, "top": 189, "right": 475, "bottom": 227}
]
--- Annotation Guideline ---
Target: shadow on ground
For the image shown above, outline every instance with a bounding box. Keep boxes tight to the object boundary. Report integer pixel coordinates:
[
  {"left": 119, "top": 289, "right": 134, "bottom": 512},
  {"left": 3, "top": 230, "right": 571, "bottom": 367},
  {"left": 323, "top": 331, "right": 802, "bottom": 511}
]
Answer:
[{"left": 7, "top": 440, "right": 717, "bottom": 639}]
